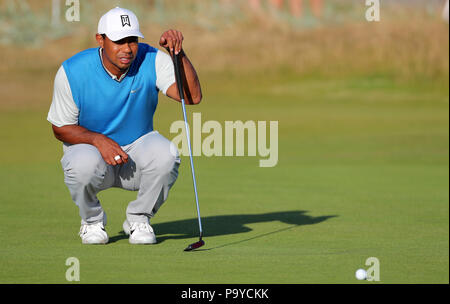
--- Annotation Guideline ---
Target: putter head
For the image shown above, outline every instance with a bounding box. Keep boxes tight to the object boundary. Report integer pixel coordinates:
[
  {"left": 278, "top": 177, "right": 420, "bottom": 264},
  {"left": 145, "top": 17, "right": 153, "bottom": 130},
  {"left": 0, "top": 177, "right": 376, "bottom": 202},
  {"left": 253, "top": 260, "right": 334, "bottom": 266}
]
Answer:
[{"left": 184, "top": 239, "right": 205, "bottom": 251}]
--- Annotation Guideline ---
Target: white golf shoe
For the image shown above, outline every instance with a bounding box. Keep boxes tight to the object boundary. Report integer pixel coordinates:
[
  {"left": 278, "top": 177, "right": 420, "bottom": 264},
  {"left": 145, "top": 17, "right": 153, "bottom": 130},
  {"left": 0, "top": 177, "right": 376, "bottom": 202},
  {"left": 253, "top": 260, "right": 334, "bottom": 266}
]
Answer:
[
  {"left": 79, "top": 222, "right": 109, "bottom": 244},
  {"left": 123, "top": 220, "right": 157, "bottom": 244}
]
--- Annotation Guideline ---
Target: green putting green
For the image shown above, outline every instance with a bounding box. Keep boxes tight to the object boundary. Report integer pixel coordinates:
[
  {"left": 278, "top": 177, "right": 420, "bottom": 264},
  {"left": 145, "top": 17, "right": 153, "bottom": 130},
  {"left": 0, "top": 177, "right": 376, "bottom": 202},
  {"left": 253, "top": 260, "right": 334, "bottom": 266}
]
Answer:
[{"left": 0, "top": 72, "right": 447, "bottom": 283}]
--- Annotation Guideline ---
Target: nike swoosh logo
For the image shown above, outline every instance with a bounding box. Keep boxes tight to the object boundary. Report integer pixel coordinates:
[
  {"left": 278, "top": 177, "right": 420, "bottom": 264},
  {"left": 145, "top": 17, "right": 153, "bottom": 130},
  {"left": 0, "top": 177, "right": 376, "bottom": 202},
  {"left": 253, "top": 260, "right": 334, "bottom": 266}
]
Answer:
[{"left": 131, "top": 87, "right": 142, "bottom": 94}]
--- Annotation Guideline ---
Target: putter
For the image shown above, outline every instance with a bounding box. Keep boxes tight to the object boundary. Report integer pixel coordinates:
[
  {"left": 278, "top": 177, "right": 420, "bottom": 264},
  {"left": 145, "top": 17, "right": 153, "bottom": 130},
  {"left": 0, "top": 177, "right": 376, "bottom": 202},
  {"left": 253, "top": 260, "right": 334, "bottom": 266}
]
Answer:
[{"left": 172, "top": 52, "right": 205, "bottom": 251}]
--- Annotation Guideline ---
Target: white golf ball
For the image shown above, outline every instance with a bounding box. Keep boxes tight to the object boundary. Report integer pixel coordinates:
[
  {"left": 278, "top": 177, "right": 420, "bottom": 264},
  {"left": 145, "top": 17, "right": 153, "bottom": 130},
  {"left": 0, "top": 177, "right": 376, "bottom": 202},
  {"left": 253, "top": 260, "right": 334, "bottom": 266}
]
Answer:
[{"left": 355, "top": 269, "right": 367, "bottom": 280}]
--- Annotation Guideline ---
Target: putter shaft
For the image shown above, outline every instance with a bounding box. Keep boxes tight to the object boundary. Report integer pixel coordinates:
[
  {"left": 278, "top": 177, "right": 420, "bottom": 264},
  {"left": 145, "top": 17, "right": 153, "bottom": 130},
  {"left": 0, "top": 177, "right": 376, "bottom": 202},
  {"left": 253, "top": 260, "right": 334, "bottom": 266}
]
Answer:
[
  {"left": 180, "top": 96, "right": 203, "bottom": 237},
  {"left": 173, "top": 53, "right": 204, "bottom": 249}
]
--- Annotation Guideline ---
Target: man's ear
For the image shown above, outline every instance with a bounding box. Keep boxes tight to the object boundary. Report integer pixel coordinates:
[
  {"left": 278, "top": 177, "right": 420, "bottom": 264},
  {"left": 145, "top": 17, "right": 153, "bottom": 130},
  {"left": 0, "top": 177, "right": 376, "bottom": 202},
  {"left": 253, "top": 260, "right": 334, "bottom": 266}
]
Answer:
[{"left": 95, "top": 34, "right": 104, "bottom": 48}]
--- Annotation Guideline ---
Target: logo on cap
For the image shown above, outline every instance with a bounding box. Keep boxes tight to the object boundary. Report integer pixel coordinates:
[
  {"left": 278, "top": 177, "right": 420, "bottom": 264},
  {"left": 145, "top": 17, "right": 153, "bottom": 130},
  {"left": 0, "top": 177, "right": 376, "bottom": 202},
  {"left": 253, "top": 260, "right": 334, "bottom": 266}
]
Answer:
[{"left": 121, "top": 15, "right": 131, "bottom": 27}]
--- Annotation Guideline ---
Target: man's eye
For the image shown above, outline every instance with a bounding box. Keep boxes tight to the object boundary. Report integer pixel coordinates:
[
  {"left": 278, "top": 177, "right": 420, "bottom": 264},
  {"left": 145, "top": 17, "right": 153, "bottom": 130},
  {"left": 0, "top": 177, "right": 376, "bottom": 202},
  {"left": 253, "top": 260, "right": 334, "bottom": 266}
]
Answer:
[{"left": 115, "top": 37, "right": 138, "bottom": 45}]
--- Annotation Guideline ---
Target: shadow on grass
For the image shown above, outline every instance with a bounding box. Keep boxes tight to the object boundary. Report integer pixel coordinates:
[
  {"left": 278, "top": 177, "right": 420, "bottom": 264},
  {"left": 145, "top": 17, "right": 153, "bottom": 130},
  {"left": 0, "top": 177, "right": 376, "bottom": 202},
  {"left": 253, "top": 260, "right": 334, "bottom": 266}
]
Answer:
[{"left": 109, "top": 210, "right": 337, "bottom": 248}]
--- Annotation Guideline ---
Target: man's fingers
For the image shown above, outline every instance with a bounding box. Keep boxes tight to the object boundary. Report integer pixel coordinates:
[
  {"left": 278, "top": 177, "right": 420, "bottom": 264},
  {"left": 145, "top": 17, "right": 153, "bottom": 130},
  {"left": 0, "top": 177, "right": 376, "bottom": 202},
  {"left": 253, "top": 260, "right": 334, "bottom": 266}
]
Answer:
[
  {"left": 175, "top": 39, "right": 181, "bottom": 55},
  {"left": 169, "top": 35, "right": 177, "bottom": 53},
  {"left": 103, "top": 150, "right": 128, "bottom": 166},
  {"left": 111, "top": 151, "right": 128, "bottom": 166},
  {"left": 159, "top": 35, "right": 166, "bottom": 45},
  {"left": 100, "top": 151, "right": 114, "bottom": 165},
  {"left": 176, "top": 32, "right": 184, "bottom": 54},
  {"left": 106, "top": 156, "right": 115, "bottom": 166},
  {"left": 161, "top": 30, "right": 184, "bottom": 55},
  {"left": 119, "top": 150, "right": 129, "bottom": 164},
  {"left": 172, "top": 30, "right": 183, "bottom": 55},
  {"left": 159, "top": 35, "right": 172, "bottom": 54},
  {"left": 162, "top": 36, "right": 174, "bottom": 56}
]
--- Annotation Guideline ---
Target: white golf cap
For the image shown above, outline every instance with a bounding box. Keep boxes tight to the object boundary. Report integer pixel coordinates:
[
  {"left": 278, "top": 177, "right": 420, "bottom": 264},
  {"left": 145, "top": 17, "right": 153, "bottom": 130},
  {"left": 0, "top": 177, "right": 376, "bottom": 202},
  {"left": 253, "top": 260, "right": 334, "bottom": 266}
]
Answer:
[{"left": 98, "top": 7, "right": 144, "bottom": 42}]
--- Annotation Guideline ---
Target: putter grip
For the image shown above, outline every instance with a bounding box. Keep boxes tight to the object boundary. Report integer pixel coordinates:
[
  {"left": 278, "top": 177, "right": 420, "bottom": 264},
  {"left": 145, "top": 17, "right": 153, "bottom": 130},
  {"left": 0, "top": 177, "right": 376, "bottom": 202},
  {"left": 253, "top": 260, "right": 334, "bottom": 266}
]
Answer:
[{"left": 173, "top": 53, "right": 185, "bottom": 101}]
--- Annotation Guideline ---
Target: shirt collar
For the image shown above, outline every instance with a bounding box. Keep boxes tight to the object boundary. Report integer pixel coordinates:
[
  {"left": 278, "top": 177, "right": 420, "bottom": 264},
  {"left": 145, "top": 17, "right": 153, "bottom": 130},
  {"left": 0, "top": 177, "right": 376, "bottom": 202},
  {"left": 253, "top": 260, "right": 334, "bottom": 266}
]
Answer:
[{"left": 99, "top": 48, "right": 129, "bottom": 82}]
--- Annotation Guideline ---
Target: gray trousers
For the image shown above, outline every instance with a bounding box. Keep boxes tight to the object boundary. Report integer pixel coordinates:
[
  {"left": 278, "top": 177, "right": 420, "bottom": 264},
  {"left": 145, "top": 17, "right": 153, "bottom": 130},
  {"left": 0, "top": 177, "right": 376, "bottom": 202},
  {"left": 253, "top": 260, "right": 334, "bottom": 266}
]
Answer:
[{"left": 61, "top": 131, "right": 180, "bottom": 225}]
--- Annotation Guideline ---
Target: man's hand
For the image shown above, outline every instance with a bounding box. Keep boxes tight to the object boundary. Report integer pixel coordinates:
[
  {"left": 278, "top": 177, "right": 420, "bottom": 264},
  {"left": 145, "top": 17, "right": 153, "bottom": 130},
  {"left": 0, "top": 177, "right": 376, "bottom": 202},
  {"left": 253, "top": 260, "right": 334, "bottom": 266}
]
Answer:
[
  {"left": 159, "top": 29, "right": 184, "bottom": 56},
  {"left": 92, "top": 133, "right": 129, "bottom": 166},
  {"left": 159, "top": 29, "right": 202, "bottom": 105}
]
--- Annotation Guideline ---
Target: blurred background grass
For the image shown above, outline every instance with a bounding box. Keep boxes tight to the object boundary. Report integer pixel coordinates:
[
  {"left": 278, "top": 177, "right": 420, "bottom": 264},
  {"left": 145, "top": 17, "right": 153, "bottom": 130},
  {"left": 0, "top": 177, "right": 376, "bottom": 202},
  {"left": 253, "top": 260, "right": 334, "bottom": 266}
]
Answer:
[
  {"left": 0, "top": 1, "right": 448, "bottom": 78},
  {"left": 0, "top": 1, "right": 448, "bottom": 111}
]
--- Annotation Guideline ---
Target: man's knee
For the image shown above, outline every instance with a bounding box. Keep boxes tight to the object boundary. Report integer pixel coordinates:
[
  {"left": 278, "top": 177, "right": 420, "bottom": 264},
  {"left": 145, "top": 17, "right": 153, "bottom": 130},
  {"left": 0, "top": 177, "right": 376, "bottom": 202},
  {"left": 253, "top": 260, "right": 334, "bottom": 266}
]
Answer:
[
  {"left": 136, "top": 134, "right": 180, "bottom": 175},
  {"left": 62, "top": 144, "right": 106, "bottom": 185},
  {"left": 156, "top": 149, "right": 180, "bottom": 175},
  {"left": 147, "top": 146, "right": 180, "bottom": 177}
]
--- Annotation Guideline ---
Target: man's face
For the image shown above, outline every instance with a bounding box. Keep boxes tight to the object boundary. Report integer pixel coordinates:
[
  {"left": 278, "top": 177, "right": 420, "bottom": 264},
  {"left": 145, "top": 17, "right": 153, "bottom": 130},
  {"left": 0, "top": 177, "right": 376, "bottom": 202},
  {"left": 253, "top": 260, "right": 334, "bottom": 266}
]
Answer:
[{"left": 96, "top": 34, "right": 139, "bottom": 72}]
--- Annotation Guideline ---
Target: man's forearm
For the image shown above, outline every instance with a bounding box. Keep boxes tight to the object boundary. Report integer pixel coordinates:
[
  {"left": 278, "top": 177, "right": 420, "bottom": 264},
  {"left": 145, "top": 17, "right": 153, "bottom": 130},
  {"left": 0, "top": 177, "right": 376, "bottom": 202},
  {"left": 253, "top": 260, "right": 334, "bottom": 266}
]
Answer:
[
  {"left": 52, "top": 124, "right": 129, "bottom": 165},
  {"left": 180, "top": 50, "right": 202, "bottom": 104},
  {"left": 52, "top": 124, "right": 102, "bottom": 146}
]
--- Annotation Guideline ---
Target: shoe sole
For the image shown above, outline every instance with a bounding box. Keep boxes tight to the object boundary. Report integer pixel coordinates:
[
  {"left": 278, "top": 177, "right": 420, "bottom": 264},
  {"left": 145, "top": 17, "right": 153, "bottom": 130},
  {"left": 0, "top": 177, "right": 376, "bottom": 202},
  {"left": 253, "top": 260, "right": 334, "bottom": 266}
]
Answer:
[
  {"left": 129, "top": 239, "right": 157, "bottom": 245},
  {"left": 82, "top": 239, "right": 109, "bottom": 245},
  {"left": 129, "top": 234, "right": 157, "bottom": 245}
]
